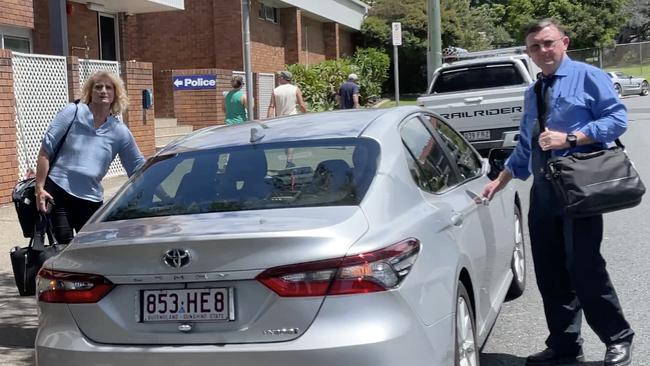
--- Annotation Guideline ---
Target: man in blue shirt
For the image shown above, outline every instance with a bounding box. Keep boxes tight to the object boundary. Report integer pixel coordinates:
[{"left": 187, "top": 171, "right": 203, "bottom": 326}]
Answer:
[
  {"left": 336, "top": 73, "right": 360, "bottom": 109},
  {"left": 483, "top": 19, "right": 633, "bottom": 366}
]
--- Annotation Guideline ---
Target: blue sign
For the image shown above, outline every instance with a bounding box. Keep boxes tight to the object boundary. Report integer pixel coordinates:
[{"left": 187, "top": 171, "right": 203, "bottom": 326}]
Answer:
[{"left": 172, "top": 74, "right": 217, "bottom": 90}]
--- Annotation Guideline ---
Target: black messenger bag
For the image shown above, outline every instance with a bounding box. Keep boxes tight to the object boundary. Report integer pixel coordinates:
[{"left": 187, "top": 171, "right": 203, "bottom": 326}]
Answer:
[
  {"left": 9, "top": 214, "right": 65, "bottom": 296},
  {"left": 546, "top": 140, "right": 646, "bottom": 217},
  {"left": 534, "top": 79, "right": 646, "bottom": 218}
]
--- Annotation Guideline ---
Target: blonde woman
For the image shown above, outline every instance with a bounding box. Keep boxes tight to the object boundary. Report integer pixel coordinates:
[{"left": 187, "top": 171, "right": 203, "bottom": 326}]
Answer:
[{"left": 35, "top": 70, "right": 144, "bottom": 243}]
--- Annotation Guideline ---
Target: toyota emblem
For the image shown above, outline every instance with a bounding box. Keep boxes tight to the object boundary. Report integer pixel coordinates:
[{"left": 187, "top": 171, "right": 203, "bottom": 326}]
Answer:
[{"left": 163, "top": 249, "right": 191, "bottom": 269}]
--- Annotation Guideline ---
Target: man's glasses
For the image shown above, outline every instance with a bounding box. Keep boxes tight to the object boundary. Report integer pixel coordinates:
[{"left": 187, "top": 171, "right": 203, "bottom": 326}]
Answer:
[{"left": 527, "top": 38, "right": 564, "bottom": 53}]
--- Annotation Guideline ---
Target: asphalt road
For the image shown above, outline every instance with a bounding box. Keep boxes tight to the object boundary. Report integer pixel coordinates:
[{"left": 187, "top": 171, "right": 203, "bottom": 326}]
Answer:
[{"left": 0, "top": 96, "right": 648, "bottom": 365}]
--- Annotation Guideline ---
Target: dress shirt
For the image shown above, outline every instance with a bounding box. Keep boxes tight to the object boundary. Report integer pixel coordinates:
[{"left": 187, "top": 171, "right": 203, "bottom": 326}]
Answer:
[
  {"left": 505, "top": 56, "right": 627, "bottom": 180},
  {"left": 42, "top": 103, "right": 145, "bottom": 202}
]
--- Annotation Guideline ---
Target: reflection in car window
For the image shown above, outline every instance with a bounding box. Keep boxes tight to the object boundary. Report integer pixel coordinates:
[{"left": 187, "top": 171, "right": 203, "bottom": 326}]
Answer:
[
  {"left": 400, "top": 117, "right": 459, "bottom": 193},
  {"left": 421, "top": 115, "right": 482, "bottom": 181},
  {"left": 103, "top": 138, "right": 379, "bottom": 221}
]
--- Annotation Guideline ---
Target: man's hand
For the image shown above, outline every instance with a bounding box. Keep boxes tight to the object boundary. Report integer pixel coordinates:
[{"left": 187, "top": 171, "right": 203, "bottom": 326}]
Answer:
[
  {"left": 538, "top": 128, "right": 569, "bottom": 151},
  {"left": 482, "top": 170, "right": 512, "bottom": 201}
]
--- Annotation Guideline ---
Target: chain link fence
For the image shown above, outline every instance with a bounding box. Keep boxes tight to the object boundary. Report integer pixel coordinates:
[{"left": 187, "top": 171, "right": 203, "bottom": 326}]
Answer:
[{"left": 568, "top": 41, "right": 650, "bottom": 77}]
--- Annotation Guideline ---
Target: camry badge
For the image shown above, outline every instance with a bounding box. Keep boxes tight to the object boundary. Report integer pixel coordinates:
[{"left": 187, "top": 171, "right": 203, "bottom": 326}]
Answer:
[{"left": 163, "top": 249, "right": 191, "bottom": 269}]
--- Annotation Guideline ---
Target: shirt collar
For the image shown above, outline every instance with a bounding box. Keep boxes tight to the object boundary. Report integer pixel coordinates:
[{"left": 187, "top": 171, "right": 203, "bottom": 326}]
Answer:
[{"left": 547, "top": 56, "right": 572, "bottom": 78}]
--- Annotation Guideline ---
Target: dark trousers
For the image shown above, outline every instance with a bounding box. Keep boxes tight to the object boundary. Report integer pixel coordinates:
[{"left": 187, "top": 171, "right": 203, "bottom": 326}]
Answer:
[
  {"left": 45, "top": 178, "right": 102, "bottom": 244},
  {"left": 528, "top": 182, "right": 634, "bottom": 353}
]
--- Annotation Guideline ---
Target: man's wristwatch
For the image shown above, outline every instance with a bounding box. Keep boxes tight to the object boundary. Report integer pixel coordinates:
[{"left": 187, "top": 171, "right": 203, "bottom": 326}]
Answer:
[{"left": 566, "top": 133, "right": 578, "bottom": 148}]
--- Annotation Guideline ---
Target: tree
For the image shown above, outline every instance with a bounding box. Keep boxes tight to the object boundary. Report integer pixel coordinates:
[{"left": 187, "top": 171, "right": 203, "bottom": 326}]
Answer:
[
  {"left": 619, "top": 0, "right": 650, "bottom": 43},
  {"left": 503, "top": 0, "right": 629, "bottom": 48}
]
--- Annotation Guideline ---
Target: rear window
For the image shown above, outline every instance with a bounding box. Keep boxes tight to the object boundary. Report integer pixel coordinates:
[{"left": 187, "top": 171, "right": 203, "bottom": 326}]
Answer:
[
  {"left": 103, "top": 138, "right": 379, "bottom": 221},
  {"left": 432, "top": 63, "right": 526, "bottom": 93}
]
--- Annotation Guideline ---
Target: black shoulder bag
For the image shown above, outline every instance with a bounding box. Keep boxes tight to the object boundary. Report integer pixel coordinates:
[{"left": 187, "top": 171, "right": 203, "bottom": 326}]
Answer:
[
  {"left": 12, "top": 101, "right": 80, "bottom": 238},
  {"left": 535, "top": 80, "right": 645, "bottom": 217}
]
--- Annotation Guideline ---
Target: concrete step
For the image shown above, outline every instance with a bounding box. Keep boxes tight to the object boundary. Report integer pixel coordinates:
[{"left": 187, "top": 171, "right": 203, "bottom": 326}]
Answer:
[
  {"left": 155, "top": 125, "right": 193, "bottom": 136},
  {"left": 154, "top": 118, "right": 179, "bottom": 128}
]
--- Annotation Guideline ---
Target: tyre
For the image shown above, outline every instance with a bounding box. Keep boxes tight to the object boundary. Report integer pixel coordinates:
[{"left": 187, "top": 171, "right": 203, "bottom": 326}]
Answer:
[
  {"left": 640, "top": 81, "right": 649, "bottom": 96},
  {"left": 614, "top": 83, "right": 622, "bottom": 98},
  {"left": 455, "top": 282, "right": 479, "bottom": 366},
  {"left": 505, "top": 204, "right": 525, "bottom": 301}
]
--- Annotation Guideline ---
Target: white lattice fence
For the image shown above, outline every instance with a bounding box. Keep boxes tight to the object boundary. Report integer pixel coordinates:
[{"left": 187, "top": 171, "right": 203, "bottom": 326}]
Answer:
[
  {"left": 13, "top": 52, "right": 69, "bottom": 179},
  {"left": 79, "top": 59, "right": 125, "bottom": 178}
]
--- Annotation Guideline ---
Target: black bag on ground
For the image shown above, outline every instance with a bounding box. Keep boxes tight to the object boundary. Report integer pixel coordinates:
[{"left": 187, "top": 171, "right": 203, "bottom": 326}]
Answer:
[
  {"left": 9, "top": 214, "right": 65, "bottom": 296},
  {"left": 546, "top": 141, "right": 646, "bottom": 217}
]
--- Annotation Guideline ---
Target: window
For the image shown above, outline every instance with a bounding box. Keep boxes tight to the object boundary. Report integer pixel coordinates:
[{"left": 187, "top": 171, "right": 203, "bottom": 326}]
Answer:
[
  {"left": 102, "top": 138, "right": 379, "bottom": 221},
  {"left": 420, "top": 115, "right": 482, "bottom": 181},
  {"left": 258, "top": 4, "right": 279, "bottom": 23},
  {"left": 400, "top": 117, "right": 459, "bottom": 193},
  {"left": 98, "top": 13, "right": 119, "bottom": 60},
  {"left": 0, "top": 25, "right": 32, "bottom": 53},
  {"left": 432, "top": 62, "right": 526, "bottom": 93}
]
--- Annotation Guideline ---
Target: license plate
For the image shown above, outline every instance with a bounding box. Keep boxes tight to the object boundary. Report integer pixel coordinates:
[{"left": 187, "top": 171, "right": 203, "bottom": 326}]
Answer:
[
  {"left": 141, "top": 288, "right": 234, "bottom": 322},
  {"left": 463, "top": 130, "right": 491, "bottom": 141}
]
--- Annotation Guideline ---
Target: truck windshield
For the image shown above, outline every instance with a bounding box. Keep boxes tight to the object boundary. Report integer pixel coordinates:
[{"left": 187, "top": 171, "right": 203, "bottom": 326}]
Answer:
[{"left": 432, "top": 63, "right": 526, "bottom": 93}]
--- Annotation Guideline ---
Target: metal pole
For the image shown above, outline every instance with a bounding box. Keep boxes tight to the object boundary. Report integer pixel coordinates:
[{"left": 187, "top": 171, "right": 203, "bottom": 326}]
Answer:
[
  {"left": 426, "top": 0, "right": 442, "bottom": 86},
  {"left": 393, "top": 46, "right": 400, "bottom": 106},
  {"left": 241, "top": 0, "right": 254, "bottom": 121}
]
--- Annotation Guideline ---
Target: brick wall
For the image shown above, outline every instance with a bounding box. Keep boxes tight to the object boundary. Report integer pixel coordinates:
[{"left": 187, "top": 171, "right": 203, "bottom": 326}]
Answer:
[
  {"left": 0, "top": 0, "right": 33, "bottom": 29},
  {"left": 32, "top": 0, "right": 51, "bottom": 54},
  {"left": 340, "top": 29, "right": 355, "bottom": 58},
  {"left": 281, "top": 8, "right": 301, "bottom": 65},
  {"left": 153, "top": 70, "right": 175, "bottom": 118},
  {"left": 121, "top": 61, "right": 156, "bottom": 158},
  {"left": 213, "top": 0, "right": 243, "bottom": 70},
  {"left": 301, "top": 17, "right": 326, "bottom": 65},
  {"left": 66, "top": 3, "right": 100, "bottom": 59},
  {"left": 324, "top": 23, "right": 340, "bottom": 60},
  {"left": 124, "top": 0, "right": 218, "bottom": 71},
  {"left": 250, "top": 0, "right": 285, "bottom": 73},
  {"left": 0, "top": 50, "right": 18, "bottom": 204},
  {"left": 66, "top": 56, "right": 81, "bottom": 101},
  {"left": 172, "top": 69, "right": 232, "bottom": 130}
]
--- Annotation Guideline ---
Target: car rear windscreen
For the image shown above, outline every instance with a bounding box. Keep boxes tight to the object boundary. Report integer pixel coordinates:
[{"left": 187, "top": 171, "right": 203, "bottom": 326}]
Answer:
[
  {"left": 103, "top": 138, "right": 380, "bottom": 221},
  {"left": 432, "top": 63, "right": 526, "bottom": 93}
]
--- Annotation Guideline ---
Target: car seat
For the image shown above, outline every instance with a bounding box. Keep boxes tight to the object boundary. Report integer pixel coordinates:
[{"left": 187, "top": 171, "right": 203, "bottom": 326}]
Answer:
[
  {"left": 311, "top": 159, "right": 352, "bottom": 193},
  {"left": 219, "top": 149, "right": 272, "bottom": 201}
]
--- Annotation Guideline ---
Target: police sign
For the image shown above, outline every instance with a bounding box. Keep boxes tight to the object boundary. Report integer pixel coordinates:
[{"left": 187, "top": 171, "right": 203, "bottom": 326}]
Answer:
[{"left": 172, "top": 74, "right": 217, "bottom": 90}]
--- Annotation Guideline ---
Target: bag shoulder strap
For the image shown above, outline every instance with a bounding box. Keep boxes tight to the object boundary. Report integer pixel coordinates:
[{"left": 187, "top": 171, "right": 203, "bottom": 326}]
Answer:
[
  {"left": 30, "top": 213, "right": 58, "bottom": 251},
  {"left": 49, "top": 100, "right": 81, "bottom": 169}
]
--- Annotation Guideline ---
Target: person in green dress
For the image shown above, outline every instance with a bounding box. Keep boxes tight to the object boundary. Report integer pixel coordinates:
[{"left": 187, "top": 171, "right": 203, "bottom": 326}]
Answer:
[{"left": 223, "top": 75, "right": 248, "bottom": 125}]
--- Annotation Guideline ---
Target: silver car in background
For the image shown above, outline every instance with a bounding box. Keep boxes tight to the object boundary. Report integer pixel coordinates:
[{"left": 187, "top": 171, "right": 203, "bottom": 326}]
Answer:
[
  {"left": 35, "top": 107, "right": 525, "bottom": 366},
  {"left": 607, "top": 71, "right": 649, "bottom": 97}
]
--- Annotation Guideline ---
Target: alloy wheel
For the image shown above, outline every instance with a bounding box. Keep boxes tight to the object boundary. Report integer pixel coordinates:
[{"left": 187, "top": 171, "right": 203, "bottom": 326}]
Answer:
[
  {"left": 641, "top": 81, "right": 649, "bottom": 96},
  {"left": 456, "top": 294, "right": 478, "bottom": 366},
  {"left": 512, "top": 209, "right": 525, "bottom": 286}
]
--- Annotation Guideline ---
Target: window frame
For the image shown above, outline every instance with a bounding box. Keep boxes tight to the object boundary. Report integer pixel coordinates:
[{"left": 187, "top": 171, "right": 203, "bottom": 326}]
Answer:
[
  {"left": 398, "top": 114, "right": 463, "bottom": 194},
  {"left": 0, "top": 25, "right": 32, "bottom": 53},
  {"left": 417, "top": 113, "right": 484, "bottom": 184}
]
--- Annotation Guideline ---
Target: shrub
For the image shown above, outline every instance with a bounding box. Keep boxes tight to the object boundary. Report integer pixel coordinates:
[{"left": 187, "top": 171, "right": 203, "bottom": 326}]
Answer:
[{"left": 286, "top": 48, "right": 390, "bottom": 111}]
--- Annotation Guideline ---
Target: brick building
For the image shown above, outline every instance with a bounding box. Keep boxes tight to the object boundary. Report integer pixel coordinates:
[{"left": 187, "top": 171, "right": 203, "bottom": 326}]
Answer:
[{"left": 0, "top": 0, "right": 367, "bottom": 204}]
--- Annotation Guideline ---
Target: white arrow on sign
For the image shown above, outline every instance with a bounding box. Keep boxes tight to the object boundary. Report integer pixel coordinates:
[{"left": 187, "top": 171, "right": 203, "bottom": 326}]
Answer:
[{"left": 173, "top": 78, "right": 183, "bottom": 87}]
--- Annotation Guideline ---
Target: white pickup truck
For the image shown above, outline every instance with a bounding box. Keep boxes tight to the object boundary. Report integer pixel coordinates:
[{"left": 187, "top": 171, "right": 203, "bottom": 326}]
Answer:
[{"left": 417, "top": 54, "right": 541, "bottom": 155}]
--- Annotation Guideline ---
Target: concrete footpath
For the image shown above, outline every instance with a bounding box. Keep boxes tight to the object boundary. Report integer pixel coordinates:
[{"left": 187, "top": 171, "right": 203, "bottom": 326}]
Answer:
[{"left": 0, "top": 175, "right": 128, "bottom": 366}]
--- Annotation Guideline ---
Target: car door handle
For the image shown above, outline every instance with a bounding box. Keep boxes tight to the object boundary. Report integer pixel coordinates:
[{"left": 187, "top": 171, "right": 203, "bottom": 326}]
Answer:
[
  {"left": 451, "top": 212, "right": 464, "bottom": 227},
  {"left": 464, "top": 97, "right": 483, "bottom": 104}
]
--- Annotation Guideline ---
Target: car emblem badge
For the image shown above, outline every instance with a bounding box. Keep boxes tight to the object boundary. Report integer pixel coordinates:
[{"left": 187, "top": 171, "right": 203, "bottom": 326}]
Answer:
[{"left": 163, "top": 249, "right": 191, "bottom": 269}]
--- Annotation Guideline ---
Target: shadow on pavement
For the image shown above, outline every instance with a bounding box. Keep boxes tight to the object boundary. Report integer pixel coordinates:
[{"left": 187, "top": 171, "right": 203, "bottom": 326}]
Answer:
[
  {"left": 0, "top": 271, "right": 37, "bottom": 365},
  {"left": 481, "top": 353, "right": 601, "bottom": 366}
]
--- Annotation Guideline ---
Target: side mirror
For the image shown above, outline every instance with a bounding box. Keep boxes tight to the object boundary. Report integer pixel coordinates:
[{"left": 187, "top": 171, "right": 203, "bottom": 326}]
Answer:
[{"left": 487, "top": 148, "right": 514, "bottom": 180}]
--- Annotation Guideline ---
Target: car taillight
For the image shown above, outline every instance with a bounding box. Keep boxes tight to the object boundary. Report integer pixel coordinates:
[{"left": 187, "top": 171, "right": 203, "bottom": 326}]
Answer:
[
  {"left": 36, "top": 268, "right": 114, "bottom": 303},
  {"left": 257, "top": 238, "right": 420, "bottom": 297}
]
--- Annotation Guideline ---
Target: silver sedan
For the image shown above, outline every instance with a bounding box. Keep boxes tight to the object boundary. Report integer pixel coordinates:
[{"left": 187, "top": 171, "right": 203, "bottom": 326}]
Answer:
[
  {"left": 35, "top": 107, "right": 525, "bottom": 366},
  {"left": 607, "top": 71, "right": 649, "bottom": 97}
]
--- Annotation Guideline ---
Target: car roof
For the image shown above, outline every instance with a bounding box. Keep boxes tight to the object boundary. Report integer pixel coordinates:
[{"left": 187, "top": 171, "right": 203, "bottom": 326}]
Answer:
[{"left": 158, "top": 106, "right": 424, "bottom": 154}]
